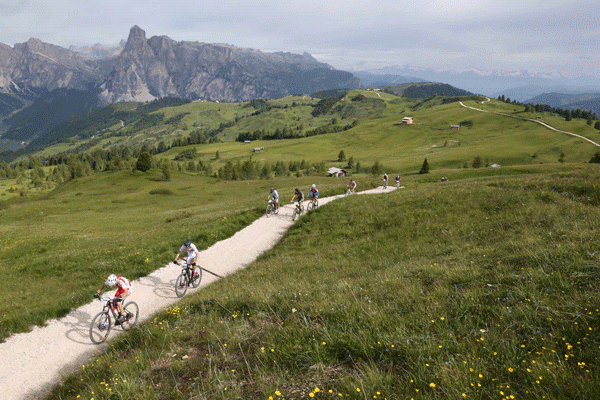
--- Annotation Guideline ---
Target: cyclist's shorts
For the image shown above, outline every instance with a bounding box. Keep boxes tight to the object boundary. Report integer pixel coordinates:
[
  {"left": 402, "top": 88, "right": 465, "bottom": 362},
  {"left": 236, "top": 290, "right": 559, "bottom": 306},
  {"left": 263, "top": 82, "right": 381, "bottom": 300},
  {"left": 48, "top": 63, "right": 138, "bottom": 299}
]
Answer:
[
  {"left": 115, "top": 287, "right": 131, "bottom": 298},
  {"left": 187, "top": 256, "right": 197, "bottom": 265}
]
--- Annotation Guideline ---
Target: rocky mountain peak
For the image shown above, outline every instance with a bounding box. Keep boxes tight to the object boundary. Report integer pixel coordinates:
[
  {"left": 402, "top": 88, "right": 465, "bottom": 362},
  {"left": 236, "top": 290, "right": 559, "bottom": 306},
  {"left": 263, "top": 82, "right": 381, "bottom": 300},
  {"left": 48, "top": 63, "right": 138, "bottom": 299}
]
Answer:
[
  {"left": 1, "top": 25, "right": 360, "bottom": 102},
  {"left": 126, "top": 25, "right": 147, "bottom": 45}
]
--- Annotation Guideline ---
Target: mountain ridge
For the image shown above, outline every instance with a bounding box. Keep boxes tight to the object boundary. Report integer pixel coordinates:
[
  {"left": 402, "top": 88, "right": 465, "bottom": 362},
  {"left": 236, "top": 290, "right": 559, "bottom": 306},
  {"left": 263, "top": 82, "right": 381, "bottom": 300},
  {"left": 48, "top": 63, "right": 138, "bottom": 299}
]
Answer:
[{"left": 0, "top": 25, "right": 360, "bottom": 104}]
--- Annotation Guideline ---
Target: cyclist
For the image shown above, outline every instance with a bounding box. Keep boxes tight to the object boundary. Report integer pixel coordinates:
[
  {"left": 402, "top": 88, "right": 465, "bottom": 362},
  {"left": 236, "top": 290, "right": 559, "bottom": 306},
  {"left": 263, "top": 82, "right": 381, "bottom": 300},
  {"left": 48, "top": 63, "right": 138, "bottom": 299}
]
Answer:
[
  {"left": 307, "top": 184, "right": 319, "bottom": 207},
  {"left": 290, "top": 188, "right": 304, "bottom": 211},
  {"left": 395, "top": 175, "right": 402, "bottom": 188},
  {"left": 95, "top": 274, "right": 132, "bottom": 324},
  {"left": 174, "top": 239, "right": 200, "bottom": 279},
  {"left": 348, "top": 179, "right": 357, "bottom": 194},
  {"left": 268, "top": 187, "right": 279, "bottom": 213},
  {"left": 382, "top": 173, "right": 388, "bottom": 189}
]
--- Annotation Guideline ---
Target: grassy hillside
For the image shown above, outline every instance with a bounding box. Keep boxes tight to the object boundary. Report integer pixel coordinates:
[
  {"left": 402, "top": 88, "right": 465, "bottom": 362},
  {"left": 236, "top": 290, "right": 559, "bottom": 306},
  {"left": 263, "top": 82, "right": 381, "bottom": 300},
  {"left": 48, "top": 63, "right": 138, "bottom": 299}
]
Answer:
[
  {"left": 46, "top": 165, "right": 600, "bottom": 400},
  {"left": 147, "top": 95, "right": 600, "bottom": 178},
  {"left": 6, "top": 91, "right": 600, "bottom": 176}
]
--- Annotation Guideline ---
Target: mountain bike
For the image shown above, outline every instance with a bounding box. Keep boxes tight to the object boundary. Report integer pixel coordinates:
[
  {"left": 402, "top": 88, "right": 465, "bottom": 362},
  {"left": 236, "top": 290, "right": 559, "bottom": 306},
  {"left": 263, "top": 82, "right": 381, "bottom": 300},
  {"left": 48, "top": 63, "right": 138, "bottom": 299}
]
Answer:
[
  {"left": 89, "top": 296, "right": 139, "bottom": 344},
  {"left": 345, "top": 184, "right": 356, "bottom": 196},
  {"left": 291, "top": 201, "right": 304, "bottom": 220},
  {"left": 383, "top": 179, "right": 388, "bottom": 189},
  {"left": 265, "top": 199, "right": 278, "bottom": 217},
  {"left": 307, "top": 197, "right": 318, "bottom": 210},
  {"left": 174, "top": 260, "right": 202, "bottom": 297}
]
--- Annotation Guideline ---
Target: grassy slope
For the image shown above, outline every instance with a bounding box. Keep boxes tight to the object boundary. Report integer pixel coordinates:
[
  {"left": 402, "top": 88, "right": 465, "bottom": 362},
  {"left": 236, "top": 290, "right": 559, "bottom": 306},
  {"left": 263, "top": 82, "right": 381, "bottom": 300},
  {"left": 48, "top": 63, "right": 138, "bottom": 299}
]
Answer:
[
  {"left": 46, "top": 165, "right": 600, "bottom": 400},
  {"left": 156, "top": 95, "right": 600, "bottom": 176},
  {"left": 23, "top": 92, "right": 600, "bottom": 173}
]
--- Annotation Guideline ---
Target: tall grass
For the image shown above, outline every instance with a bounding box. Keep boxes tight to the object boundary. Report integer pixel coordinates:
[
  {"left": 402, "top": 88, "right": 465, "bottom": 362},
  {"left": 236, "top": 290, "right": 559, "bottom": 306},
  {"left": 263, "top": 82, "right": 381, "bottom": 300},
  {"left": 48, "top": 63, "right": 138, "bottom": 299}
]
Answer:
[{"left": 47, "top": 166, "right": 600, "bottom": 399}]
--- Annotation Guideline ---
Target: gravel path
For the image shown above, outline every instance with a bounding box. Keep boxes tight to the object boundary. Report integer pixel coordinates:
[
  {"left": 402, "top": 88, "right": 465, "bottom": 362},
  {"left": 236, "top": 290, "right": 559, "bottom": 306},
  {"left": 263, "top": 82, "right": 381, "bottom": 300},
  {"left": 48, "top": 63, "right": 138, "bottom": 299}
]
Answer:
[{"left": 0, "top": 186, "right": 396, "bottom": 400}]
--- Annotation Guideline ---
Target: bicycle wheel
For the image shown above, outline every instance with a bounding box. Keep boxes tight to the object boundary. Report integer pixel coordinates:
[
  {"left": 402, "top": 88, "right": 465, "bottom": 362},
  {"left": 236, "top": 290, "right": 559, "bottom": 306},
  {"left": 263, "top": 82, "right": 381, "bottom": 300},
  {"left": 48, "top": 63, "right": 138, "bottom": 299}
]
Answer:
[
  {"left": 265, "top": 204, "right": 273, "bottom": 217},
  {"left": 313, "top": 199, "right": 319, "bottom": 208},
  {"left": 121, "top": 302, "right": 139, "bottom": 330},
  {"left": 191, "top": 266, "right": 202, "bottom": 288},
  {"left": 292, "top": 208, "right": 297, "bottom": 221},
  {"left": 175, "top": 273, "right": 188, "bottom": 297},
  {"left": 307, "top": 201, "right": 313, "bottom": 211},
  {"left": 89, "top": 311, "right": 111, "bottom": 344}
]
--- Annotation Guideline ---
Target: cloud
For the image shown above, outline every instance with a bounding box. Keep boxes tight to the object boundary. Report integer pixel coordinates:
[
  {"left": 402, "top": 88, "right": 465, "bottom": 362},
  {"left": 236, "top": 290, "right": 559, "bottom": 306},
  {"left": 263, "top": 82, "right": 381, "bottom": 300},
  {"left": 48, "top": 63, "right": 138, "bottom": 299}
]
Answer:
[{"left": 0, "top": 0, "right": 28, "bottom": 16}]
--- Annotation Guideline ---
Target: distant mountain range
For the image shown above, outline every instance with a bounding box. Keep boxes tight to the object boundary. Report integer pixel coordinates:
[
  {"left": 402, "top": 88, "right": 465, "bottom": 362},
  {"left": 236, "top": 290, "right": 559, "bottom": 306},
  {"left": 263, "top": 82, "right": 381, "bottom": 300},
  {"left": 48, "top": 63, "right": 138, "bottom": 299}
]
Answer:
[{"left": 354, "top": 66, "right": 600, "bottom": 102}]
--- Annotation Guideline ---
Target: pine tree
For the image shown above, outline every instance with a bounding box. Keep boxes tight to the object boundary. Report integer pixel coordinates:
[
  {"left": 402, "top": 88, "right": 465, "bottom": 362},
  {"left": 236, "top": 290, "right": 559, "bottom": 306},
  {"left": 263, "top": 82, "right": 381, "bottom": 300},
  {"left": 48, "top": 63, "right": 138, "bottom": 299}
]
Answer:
[
  {"left": 347, "top": 156, "right": 355, "bottom": 169},
  {"left": 419, "top": 158, "right": 429, "bottom": 174},
  {"left": 338, "top": 150, "right": 346, "bottom": 162},
  {"left": 136, "top": 152, "right": 153, "bottom": 172}
]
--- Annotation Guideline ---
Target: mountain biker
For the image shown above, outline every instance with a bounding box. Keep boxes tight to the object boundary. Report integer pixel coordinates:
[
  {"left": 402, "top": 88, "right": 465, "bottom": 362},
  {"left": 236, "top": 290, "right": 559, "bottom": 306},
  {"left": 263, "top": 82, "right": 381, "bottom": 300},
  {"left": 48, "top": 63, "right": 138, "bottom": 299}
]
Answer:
[
  {"left": 348, "top": 179, "right": 357, "bottom": 194},
  {"left": 382, "top": 173, "right": 388, "bottom": 188},
  {"left": 174, "top": 239, "right": 200, "bottom": 279},
  {"left": 307, "top": 184, "right": 319, "bottom": 205},
  {"left": 291, "top": 188, "right": 304, "bottom": 209},
  {"left": 395, "top": 175, "right": 401, "bottom": 188},
  {"left": 95, "top": 274, "right": 132, "bottom": 324},
  {"left": 268, "top": 188, "right": 279, "bottom": 212}
]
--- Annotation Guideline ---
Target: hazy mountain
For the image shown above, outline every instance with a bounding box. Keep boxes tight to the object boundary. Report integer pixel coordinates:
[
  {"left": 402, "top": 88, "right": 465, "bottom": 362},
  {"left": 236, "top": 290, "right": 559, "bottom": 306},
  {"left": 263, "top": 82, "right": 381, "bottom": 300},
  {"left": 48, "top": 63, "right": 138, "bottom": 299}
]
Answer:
[
  {"left": 359, "top": 66, "right": 600, "bottom": 100},
  {"left": 351, "top": 71, "right": 426, "bottom": 87},
  {"left": 69, "top": 42, "right": 125, "bottom": 60}
]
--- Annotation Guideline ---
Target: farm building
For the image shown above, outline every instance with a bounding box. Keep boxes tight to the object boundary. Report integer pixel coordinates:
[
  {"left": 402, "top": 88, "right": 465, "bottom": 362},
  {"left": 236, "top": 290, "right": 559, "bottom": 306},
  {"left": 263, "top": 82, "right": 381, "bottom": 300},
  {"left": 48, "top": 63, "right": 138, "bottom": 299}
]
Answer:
[
  {"left": 402, "top": 117, "right": 413, "bottom": 124},
  {"left": 328, "top": 167, "right": 348, "bottom": 177}
]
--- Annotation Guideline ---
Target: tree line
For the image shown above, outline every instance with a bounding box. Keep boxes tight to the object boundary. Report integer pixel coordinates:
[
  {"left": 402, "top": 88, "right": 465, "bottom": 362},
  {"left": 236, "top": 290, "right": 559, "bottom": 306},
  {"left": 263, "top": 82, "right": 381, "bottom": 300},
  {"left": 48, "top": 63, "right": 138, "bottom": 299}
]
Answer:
[{"left": 498, "top": 95, "right": 600, "bottom": 128}]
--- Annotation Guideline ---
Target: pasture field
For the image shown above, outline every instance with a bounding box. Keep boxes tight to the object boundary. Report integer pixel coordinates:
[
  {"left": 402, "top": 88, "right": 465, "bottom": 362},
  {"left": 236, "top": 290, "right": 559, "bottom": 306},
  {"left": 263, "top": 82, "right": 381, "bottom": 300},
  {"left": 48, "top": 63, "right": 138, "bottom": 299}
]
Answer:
[
  {"left": 153, "top": 95, "right": 600, "bottom": 175},
  {"left": 45, "top": 164, "right": 600, "bottom": 400},
  {"left": 22, "top": 92, "right": 600, "bottom": 171}
]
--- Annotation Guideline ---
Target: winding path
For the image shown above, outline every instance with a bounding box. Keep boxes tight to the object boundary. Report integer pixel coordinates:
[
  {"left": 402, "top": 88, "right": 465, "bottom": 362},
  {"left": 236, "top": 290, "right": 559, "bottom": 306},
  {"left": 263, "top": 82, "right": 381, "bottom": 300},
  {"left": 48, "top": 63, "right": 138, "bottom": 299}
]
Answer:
[
  {"left": 459, "top": 101, "right": 600, "bottom": 148},
  {"left": 0, "top": 186, "right": 396, "bottom": 400}
]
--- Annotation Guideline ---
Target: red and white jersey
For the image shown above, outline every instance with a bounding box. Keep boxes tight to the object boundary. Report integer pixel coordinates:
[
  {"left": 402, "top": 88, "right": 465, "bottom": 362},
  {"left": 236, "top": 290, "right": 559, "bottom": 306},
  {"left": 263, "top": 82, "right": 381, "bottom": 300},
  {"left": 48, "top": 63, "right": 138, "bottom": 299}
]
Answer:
[{"left": 114, "top": 276, "right": 132, "bottom": 291}]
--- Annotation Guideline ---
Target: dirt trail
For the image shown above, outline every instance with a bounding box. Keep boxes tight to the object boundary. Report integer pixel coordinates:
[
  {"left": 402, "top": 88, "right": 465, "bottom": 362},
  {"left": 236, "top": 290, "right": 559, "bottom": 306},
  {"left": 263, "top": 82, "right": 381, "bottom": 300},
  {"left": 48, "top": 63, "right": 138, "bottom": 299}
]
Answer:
[{"left": 0, "top": 186, "right": 396, "bottom": 400}]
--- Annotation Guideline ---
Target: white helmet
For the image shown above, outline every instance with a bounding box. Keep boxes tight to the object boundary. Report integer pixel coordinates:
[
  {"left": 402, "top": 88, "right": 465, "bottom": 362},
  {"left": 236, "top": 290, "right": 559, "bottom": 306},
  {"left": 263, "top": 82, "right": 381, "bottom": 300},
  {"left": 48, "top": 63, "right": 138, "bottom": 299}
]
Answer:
[
  {"left": 106, "top": 274, "right": 117, "bottom": 286},
  {"left": 312, "top": 184, "right": 316, "bottom": 188}
]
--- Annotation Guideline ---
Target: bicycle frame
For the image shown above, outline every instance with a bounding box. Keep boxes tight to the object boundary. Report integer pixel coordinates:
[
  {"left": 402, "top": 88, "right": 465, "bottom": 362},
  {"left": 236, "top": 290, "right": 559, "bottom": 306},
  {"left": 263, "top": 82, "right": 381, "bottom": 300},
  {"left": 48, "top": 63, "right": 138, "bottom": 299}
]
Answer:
[{"left": 100, "top": 297, "right": 123, "bottom": 319}]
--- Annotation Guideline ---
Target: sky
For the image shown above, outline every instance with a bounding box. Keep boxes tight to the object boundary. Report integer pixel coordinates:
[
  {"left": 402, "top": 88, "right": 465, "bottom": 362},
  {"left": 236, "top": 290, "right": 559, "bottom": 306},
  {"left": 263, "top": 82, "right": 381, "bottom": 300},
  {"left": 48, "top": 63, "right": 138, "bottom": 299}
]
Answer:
[{"left": 0, "top": 0, "right": 598, "bottom": 77}]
